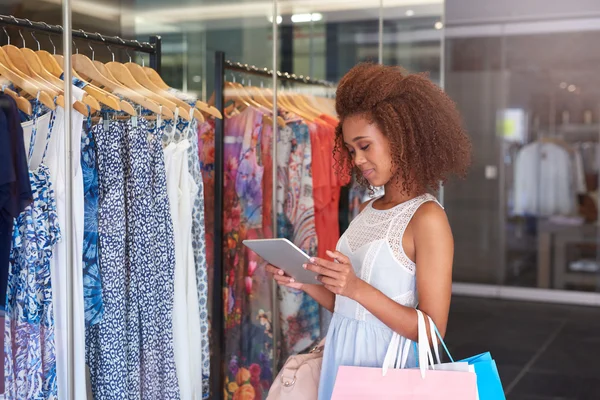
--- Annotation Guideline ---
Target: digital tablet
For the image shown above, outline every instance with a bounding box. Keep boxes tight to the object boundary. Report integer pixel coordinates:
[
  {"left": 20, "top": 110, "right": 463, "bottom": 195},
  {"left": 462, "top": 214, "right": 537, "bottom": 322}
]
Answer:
[{"left": 242, "top": 238, "right": 320, "bottom": 285}]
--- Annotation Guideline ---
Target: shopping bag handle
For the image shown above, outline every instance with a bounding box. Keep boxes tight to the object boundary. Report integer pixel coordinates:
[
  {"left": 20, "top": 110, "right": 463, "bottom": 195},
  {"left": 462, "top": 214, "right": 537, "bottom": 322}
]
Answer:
[{"left": 382, "top": 309, "right": 454, "bottom": 378}]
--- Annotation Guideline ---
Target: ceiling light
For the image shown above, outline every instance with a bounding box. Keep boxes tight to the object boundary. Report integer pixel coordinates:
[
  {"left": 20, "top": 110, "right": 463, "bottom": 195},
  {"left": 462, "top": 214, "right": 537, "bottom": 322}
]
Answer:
[
  {"left": 434, "top": 21, "right": 443, "bottom": 29},
  {"left": 568, "top": 84, "right": 576, "bottom": 92},
  {"left": 291, "top": 13, "right": 322, "bottom": 23},
  {"left": 559, "top": 82, "right": 567, "bottom": 89},
  {"left": 406, "top": 9, "right": 415, "bottom": 16}
]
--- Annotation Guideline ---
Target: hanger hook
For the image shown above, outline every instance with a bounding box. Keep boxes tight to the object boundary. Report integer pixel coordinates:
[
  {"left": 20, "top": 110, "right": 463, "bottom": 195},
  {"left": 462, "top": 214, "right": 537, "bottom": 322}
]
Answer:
[
  {"left": 40, "top": 23, "right": 55, "bottom": 54},
  {"left": 30, "top": 31, "right": 40, "bottom": 51},
  {"left": 88, "top": 41, "right": 94, "bottom": 60},
  {"left": 119, "top": 38, "right": 132, "bottom": 62},
  {"left": 24, "top": 19, "right": 40, "bottom": 51},
  {"left": 73, "top": 40, "right": 79, "bottom": 54},
  {"left": 96, "top": 32, "right": 114, "bottom": 62},
  {"left": 18, "top": 30, "right": 25, "bottom": 48},
  {"left": 2, "top": 27, "right": 9, "bottom": 45},
  {"left": 78, "top": 29, "right": 94, "bottom": 60},
  {"left": 134, "top": 40, "right": 143, "bottom": 65}
]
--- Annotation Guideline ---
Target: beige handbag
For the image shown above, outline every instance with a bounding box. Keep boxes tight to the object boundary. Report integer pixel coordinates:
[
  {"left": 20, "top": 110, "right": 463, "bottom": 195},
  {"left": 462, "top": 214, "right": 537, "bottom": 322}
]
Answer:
[{"left": 266, "top": 340, "right": 325, "bottom": 400}]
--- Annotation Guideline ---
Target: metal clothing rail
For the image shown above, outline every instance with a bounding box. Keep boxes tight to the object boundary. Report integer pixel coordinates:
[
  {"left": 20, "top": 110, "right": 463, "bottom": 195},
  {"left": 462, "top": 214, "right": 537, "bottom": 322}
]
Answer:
[
  {"left": 0, "top": 14, "right": 162, "bottom": 73},
  {"left": 211, "top": 51, "right": 335, "bottom": 400},
  {"left": 225, "top": 59, "right": 336, "bottom": 87}
]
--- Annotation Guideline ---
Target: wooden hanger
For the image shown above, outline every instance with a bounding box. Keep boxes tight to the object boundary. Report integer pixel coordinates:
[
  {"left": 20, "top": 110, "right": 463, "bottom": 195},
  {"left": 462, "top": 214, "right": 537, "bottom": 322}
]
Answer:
[
  {"left": 0, "top": 77, "right": 32, "bottom": 115},
  {"left": 72, "top": 53, "right": 167, "bottom": 117},
  {"left": 140, "top": 64, "right": 221, "bottom": 119},
  {"left": 274, "top": 88, "right": 314, "bottom": 121},
  {"left": 39, "top": 49, "right": 120, "bottom": 112},
  {"left": 142, "top": 65, "right": 169, "bottom": 90},
  {"left": 105, "top": 60, "right": 178, "bottom": 119},
  {"left": 246, "top": 86, "right": 286, "bottom": 128},
  {"left": 0, "top": 48, "right": 55, "bottom": 110},
  {"left": 125, "top": 62, "right": 195, "bottom": 121},
  {"left": 2, "top": 45, "right": 60, "bottom": 97},
  {"left": 19, "top": 47, "right": 95, "bottom": 116}
]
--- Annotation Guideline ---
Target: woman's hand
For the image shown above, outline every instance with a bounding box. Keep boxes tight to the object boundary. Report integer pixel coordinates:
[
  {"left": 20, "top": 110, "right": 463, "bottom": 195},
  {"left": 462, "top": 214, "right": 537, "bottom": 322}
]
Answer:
[
  {"left": 304, "top": 250, "right": 364, "bottom": 299},
  {"left": 265, "top": 264, "right": 304, "bottom": 290}
]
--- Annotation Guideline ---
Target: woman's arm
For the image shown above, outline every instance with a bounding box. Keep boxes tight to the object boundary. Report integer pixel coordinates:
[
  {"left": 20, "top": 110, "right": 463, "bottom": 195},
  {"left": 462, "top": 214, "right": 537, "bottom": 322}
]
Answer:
[
  {"left": 305, "top": 202, "right": 453, "bottom": 342},
  {"left": 303, "top": 284, "right": 336, "bottom": 312}
]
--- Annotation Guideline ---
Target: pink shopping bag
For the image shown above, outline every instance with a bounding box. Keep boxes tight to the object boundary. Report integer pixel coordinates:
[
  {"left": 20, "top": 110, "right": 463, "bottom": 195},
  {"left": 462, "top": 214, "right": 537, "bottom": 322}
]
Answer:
[
  {"left": 331, "top": 310, "right": 478, "bottom": 400},
  {"left": 331, "top": 366, "right": 478, "bottom": 399}
]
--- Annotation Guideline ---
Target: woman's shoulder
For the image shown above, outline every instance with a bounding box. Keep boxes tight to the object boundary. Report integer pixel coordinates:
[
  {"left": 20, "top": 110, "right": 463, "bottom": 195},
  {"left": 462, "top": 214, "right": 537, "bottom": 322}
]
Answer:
[{"left": 410, "top": 199, "right": 451, "bottom": 239}]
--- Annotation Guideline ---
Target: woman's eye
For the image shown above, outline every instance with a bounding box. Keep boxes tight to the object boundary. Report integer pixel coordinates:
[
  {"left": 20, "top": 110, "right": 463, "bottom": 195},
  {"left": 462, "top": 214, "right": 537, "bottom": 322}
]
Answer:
[{"left": 360, "top": 144, "right": 370, "bottom": 151}]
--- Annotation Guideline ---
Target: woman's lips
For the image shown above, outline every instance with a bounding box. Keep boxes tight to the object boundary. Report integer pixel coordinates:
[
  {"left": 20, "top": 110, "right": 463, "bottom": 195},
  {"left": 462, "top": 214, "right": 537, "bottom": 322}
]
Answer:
[{"left": 362, "top": 169, "right": 374, "bottom": 178}]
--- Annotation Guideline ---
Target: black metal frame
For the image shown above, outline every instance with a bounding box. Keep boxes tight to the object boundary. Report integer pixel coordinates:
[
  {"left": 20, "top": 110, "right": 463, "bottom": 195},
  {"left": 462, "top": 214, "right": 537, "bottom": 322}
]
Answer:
[
  {"left": 0, "top": 14, "right": 162, "bottom": 71},
  {"left": 224, "top": 59, "right": 335, "bottom": 87},
  {"left": 211, "top": 51, "right": 335, "bottom": 400}
]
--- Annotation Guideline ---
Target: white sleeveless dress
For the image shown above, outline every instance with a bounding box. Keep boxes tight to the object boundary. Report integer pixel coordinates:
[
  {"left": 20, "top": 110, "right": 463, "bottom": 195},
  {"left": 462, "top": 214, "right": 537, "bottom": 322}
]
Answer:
[{"left": 318, "top": 193, "right": 441, "bottom": 400}]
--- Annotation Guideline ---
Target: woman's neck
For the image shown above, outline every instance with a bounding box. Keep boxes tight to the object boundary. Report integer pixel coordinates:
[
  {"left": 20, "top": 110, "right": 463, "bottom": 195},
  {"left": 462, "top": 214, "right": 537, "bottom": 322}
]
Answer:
[{"left": 379, "top": 182, "right": 422, "bottom": 206}]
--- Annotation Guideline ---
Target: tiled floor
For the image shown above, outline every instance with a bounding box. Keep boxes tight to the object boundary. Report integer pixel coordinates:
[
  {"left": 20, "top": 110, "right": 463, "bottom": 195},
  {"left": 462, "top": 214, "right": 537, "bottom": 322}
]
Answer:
[{"left": 445, "top": 296, "right": 600, "bottom": 400}]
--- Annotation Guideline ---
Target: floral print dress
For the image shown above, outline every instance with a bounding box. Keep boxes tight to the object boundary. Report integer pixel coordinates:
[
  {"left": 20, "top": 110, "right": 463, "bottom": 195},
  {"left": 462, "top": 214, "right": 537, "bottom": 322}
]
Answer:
[
  {"left": 276, "top": 114, "right": 320, "bottom": 360},
  {"left": 4, "top": 107, "right": 60, "bottom": 399},
  {"left": 198, "top": 108, "right": 274, "bottom": 400}
]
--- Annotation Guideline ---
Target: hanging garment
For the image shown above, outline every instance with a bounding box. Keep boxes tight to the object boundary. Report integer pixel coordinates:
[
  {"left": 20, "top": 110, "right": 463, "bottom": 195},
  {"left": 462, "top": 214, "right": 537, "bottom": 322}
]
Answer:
[
  {"left": 81, "top": 118, "right": 103, "bottom": 326},
  {"left": 187, "top": 122, "right": 211, "bottom": 399},
  {"left": 163, "top": 119, "right": 203, "bottom": 400},
  {"left": 5, "top": 104, "right": 60, "bottom": 400},
  {"left": 513, "top": 141, "right": 576, "bottom": 216},
  {"left": 86, "top": 119, "right": 129, "bottom": 399},
  {"left": 0, "top": 95, "right": 32, "bottom": 309},
  {"left": 41, "top": 86, "right": 88, "bottom": 400},
  {"left": 148, "top": 119, "right": 181, "bottom": 399},
  {"left": 276, "top": 113, "right": 320, "bottom": 358},
  {"left": 162, "top": 92, "right": 212, "bottom": 397},
  {"left": 226, "top": 107, "right": 274, "bottom": 400},
  {"left": 318, "top": 194, "right": 439, "bottom": 400},
  {"left": 198, "top": 107, "right": 274, "bottom": 400},
  {"left": 128, "top": 118, "right": 180, "bottom": 399}
]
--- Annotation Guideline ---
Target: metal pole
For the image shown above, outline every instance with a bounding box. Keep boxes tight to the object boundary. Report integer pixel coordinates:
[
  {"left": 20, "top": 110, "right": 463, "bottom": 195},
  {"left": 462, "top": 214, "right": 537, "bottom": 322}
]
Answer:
[
  {"left": 212, "top": 50, "right": 226, "bottom": 400},
  {"left": 438, "top": 3, "right": 446, "bottom": 206},
  {"left": 271, "top": 0, "right": 280, "bottom": 375},
  {"left": 150, "top": 35, "right": 162, "bottom": 74},
  {"left": 378, "top": 0, "right": 383, "bottom": 64},
  {"left": 61, "top": 1, "right": 74, "bottom": 400}
]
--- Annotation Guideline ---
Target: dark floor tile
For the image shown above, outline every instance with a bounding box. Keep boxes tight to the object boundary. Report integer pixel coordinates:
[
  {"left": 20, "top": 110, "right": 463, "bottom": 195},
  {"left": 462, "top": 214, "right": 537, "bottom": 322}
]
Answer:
[
  {"left": 510, "top": 371, "right": 585, "bottom": 399},
  {"left": 510, "top": 396, "right": 573, "bottom": 400},
  {"left": 497, "top": 365, "right": 521, "bottom": 389},
  {"left": 531, "top": 335, "right": 600, "bottom": 379}
]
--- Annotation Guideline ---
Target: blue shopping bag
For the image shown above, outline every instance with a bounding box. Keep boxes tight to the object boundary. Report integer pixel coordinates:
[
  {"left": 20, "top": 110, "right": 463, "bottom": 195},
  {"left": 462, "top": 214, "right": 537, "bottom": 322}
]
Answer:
[{"left": 459, "top": 353, "right": 506, "bottom": 400}]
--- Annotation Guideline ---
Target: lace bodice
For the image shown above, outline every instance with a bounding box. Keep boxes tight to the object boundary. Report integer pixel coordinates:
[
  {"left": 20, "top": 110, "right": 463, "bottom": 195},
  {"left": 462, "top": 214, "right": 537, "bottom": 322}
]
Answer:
[{"left": 335, "top": 193, "right": 441, "bottom": 324}]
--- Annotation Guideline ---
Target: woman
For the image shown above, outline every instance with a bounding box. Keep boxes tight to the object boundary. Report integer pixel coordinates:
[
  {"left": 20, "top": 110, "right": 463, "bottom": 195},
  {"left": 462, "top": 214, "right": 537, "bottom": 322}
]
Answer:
[{"left": 267, "top": 63, "right": 471, "bottom": 399}]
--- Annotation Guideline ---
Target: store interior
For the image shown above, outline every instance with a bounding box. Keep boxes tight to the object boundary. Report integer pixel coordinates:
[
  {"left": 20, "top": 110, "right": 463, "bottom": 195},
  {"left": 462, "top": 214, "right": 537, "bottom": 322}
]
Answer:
[{"left": 0, "top": 0, "right": 600, "bottom": 399}]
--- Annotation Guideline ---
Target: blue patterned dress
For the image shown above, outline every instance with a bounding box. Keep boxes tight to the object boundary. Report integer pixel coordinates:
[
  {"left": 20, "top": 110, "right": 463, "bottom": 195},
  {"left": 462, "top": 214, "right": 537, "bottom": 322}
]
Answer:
[
  {"left": 81, "top": 118, "right": 103, "bottom": 326},
  {"left": 4, "top": 108, "right": 60, "bottom": 399},
  {"left": 86, "top": 119, "right": 129, "bottom": 399}
]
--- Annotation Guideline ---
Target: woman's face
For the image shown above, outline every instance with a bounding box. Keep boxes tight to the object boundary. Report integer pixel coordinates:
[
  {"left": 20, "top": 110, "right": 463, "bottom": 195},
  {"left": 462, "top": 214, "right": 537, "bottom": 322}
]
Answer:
[{"left": 342, "top": 114, "right": 395, "bottom": 187}]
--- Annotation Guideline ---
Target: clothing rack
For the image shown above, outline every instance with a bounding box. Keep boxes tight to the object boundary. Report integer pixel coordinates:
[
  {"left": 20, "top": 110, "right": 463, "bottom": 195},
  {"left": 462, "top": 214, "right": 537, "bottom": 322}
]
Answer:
[
  {"left": 0, "top": 12, "right": 165, "bottom": 400},
  {"left": 211, "top": 50, "right": 336, "bottom": 400},
  {"left": 0, "top": 14, "right": 162, "bottom": 73},
  {"left": 224, "top": 59, "right": 336, "bottom": 87}
]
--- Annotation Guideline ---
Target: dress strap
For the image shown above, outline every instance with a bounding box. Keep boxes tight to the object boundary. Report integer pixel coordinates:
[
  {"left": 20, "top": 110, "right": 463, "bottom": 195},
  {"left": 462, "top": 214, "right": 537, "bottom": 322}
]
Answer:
[
  {"left": 40, "top": 105, "right": 58, "bottom": 164},
  {"left": 27, "top": 92, "right": 42, "bottom": 161}
]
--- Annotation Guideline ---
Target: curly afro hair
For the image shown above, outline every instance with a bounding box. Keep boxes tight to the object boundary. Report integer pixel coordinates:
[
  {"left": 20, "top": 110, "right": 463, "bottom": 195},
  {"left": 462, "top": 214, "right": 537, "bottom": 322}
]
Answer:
[{"left": 333, "top": 63, "right": 471, "bottom": 194}]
